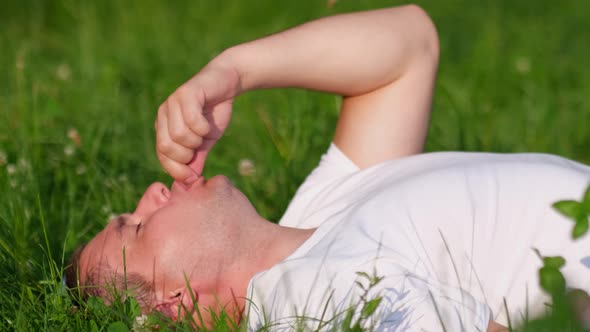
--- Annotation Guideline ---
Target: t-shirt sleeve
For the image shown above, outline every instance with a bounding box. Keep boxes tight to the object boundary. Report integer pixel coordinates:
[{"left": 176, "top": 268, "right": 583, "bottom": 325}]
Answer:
[
  {"left": 278, "top": 143, "right": 360, "bottom": 228},
  {"left": 296, "top": 143, "right": 360, "bottom": 193}
]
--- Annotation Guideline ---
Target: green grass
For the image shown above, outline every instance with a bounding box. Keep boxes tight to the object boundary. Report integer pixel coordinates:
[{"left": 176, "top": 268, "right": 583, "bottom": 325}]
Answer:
[{"left": 0, "top": 0, "right": 589, "bottom": 330}]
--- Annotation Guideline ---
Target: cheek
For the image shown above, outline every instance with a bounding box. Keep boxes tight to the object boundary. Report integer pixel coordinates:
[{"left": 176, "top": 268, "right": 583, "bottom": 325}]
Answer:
[{"left": 142, "top": 225, "right": 193, "bottom": 273}]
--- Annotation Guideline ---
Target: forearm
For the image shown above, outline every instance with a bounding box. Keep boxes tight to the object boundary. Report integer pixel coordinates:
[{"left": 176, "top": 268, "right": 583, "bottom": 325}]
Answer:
[
  {"left": 217, "top": 5, "right": 438, "bottom": 97},
  {"left": 157, "top": 5, "right": 439, "bottom": 181}
]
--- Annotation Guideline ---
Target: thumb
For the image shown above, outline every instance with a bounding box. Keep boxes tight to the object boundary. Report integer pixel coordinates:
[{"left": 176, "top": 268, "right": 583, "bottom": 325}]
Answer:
[{"left": 187, "top": 139, "right": 216, "bottom": 175}]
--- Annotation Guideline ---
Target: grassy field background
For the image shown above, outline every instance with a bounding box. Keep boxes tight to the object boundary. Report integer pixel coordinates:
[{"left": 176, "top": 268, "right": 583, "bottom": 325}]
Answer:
[{"left": 0, "top": 0, "right": 589, "bottom": 330}]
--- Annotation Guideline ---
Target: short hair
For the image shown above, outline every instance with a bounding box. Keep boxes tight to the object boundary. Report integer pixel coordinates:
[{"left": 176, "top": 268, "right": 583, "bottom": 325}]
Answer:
[{"left": 64, "top": 243, "right": 153, "bottom": 308}]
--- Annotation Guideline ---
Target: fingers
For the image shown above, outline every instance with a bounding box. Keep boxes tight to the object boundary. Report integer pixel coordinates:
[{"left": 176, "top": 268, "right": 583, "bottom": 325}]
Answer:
[
  {"left": 202, "top": 100, "right": 233, "bottom": 140},
  {"left": 155, "top": 78, "right": 233, "bottom": 182},
  {"left": 156, "top": 106, "right": 194, "bottom": 164},
  {"left": 155, "top": 87, "right": 217, "bottom": 182},
  {"left": 157, "top": 151, "right": 197, "bottom": 183},
  {"left": 167, "top": 98, "right": 204, "bottom": 148},
  {"left": 178, "top": 90, "right": 210, "bottom": 138},
  {"left": 187, "top": 139, "right": 216, "bottom": 176}
]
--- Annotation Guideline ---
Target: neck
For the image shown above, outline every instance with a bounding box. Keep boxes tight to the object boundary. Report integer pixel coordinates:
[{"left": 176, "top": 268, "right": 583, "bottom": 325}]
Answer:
[{"left": 217, "top": 216, "right": 315, "bottom": 321}]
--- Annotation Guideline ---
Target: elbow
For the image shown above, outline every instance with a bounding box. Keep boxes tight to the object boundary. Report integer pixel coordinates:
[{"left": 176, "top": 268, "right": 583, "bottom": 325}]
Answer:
[{"left": 401, "top": 4, "right": 440, "bottom": 64}]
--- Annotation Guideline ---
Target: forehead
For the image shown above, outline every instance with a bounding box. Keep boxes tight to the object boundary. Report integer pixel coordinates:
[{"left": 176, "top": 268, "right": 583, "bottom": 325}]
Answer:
[{"left": 79, "top": 217, "right": 127, "bottom": 282}]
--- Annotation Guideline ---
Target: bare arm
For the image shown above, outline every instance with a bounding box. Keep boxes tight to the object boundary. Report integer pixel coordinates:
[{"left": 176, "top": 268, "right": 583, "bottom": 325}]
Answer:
[
  {"left": 157, "top": 5, "right": 439, "bottom": 180},
  {"left": 225, "top": 5, "right": 439, "bottom": 168}
]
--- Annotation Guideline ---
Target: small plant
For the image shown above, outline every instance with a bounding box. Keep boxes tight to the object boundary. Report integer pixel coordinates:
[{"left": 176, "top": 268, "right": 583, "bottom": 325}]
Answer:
[
  {"left": 540, "top": 185, "right": 590, "bottom": 301},
  {"left": 523, "top": 184, "right": 590, "bottom": 331},
  {"left": 553, "top": 186, "right": 590, "bottom": 239},
  {"left": 537, "top": 185, "right": 590, "bottom": 299},
  {"left": 336, "top": 270, "right": 384, "bottom": 332},
  {"left": 534, "top": 250, "right": 566, "bottom": 299}
]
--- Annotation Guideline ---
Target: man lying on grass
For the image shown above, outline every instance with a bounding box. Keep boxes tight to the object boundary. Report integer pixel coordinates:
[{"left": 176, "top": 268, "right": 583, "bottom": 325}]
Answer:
[{"left": 66, "top": 5, "right": 590, "bottom": 331}]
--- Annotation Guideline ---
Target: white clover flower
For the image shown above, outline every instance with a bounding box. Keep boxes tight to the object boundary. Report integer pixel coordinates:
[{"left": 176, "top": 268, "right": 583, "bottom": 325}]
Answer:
[
  {"left": 515, "top": 57, "right": 531, "bottom": 74},
  {"left": 238, "top": 159, "right": 256, "bottom": 176},
  {"left": 132, "top": 314, "right": 149, "bottom": 331},
  {"left": 64, "top": 145, "right": 75, "bottom": 157},
  {"left": 102, "top": 205, "right": 111, "bottom": 214},
  {"left": 56, "top": 63, "right": 71, "bottom": 81},
  {"left": 6, "top": 164, "right": 17, "bottom": 175}
]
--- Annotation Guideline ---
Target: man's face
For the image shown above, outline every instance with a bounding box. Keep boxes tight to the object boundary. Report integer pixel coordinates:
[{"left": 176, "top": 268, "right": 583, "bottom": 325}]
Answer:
[{"left": 79, "top": 175, "right": 258, "bottom": 306}]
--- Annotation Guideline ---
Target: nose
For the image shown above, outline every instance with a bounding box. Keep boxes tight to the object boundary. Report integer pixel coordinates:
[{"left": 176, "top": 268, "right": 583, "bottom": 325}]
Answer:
[{"left": 133, "top": 182, "right": 171, "bottom": 218}]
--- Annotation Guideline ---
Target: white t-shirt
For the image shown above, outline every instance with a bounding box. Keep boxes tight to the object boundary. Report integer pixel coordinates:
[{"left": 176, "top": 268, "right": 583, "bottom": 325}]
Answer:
[{"left": 246, "top": 144, "right": 590, "bottom": 331}]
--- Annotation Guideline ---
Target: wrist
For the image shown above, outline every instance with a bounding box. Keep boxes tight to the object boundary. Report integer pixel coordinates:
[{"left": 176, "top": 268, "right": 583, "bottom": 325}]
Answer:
[
  {"left": 188, "top": 50, "right": 243, "bottom": 104},
  {"left": 209, "top": 47, "right": 245, "bottom": 96},
  {"left": 215, "top": 43, "right": 265, "bottom": 94}
]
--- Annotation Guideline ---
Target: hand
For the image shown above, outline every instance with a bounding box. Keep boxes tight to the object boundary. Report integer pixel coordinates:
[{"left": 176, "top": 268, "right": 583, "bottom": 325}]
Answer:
[{"left": 155, "top": 61, "right": 240, "bottom": 183}]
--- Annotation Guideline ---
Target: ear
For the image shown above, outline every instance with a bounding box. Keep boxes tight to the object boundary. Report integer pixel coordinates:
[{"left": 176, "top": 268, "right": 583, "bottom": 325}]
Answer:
[{"left": 154, "top": 286, "right": 199, "bottom": 321}]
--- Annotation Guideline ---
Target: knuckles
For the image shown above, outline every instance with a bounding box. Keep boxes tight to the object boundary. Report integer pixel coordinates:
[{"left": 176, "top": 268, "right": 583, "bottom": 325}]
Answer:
[
  {"left": 174, "top": 84, "right": 192, "bottom": 98},
  {"left": 184, "top": 113, "right": 208, "bottom": 136},
  {"left": 169, "top": 128, "right": 203, "bottom": 147},
  {"left": 157, "top": 103, "right": 168, "bottom": 118},
  {"left": 156, "top": 155, "right": 185, "bottom": 180},
  {"left": 156, "top": 135, "right": 196, "bottom": 163},
  {"left": 156, "top": 139, "right": 174, "bottom": 155},
  {"left": 155, "top": 84, "right": 211, "bottom": 177},
  {"left": 169, "top": 128, "right": 188, "bottom": 143}
]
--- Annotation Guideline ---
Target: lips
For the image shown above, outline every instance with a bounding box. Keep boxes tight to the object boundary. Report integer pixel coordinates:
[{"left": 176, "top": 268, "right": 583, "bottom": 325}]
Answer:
[{"left": 171, "top": 176, "right": 206, "bottom": 193}]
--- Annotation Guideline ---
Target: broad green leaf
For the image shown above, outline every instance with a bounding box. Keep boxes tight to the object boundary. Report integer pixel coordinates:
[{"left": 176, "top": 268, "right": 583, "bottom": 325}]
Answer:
[
  {"left": 89, "top": 320, "right": 99, "bottom": 332},
  {"left": 86, "top": 296, "right": 108, "bottom": 317},
  {"left": 553, "top": 200, "right": 583, "bottom": 221},
  {"left": 573, "top": 218, "right": 589, "bottom": 239},
  {"left": 125, "top": 297, "right": 141, "bottom": 318},
  {"left": 539, "top": 267, "right": 566, "bottom": 296},
  {"left": 107, "top": 321, "right": 129, "bottom": 332},
  {"left": 86, "top": 296, "right": 105, "bottom": 309},
  {"left": 361, "top": 297, "right": 382, "bottom": 318},
  {"left": 340, "top": 308, "right": 355, "bottom": 330},
  {"left": 542, "top": 256, "right": 566, "bottom": 269}
]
